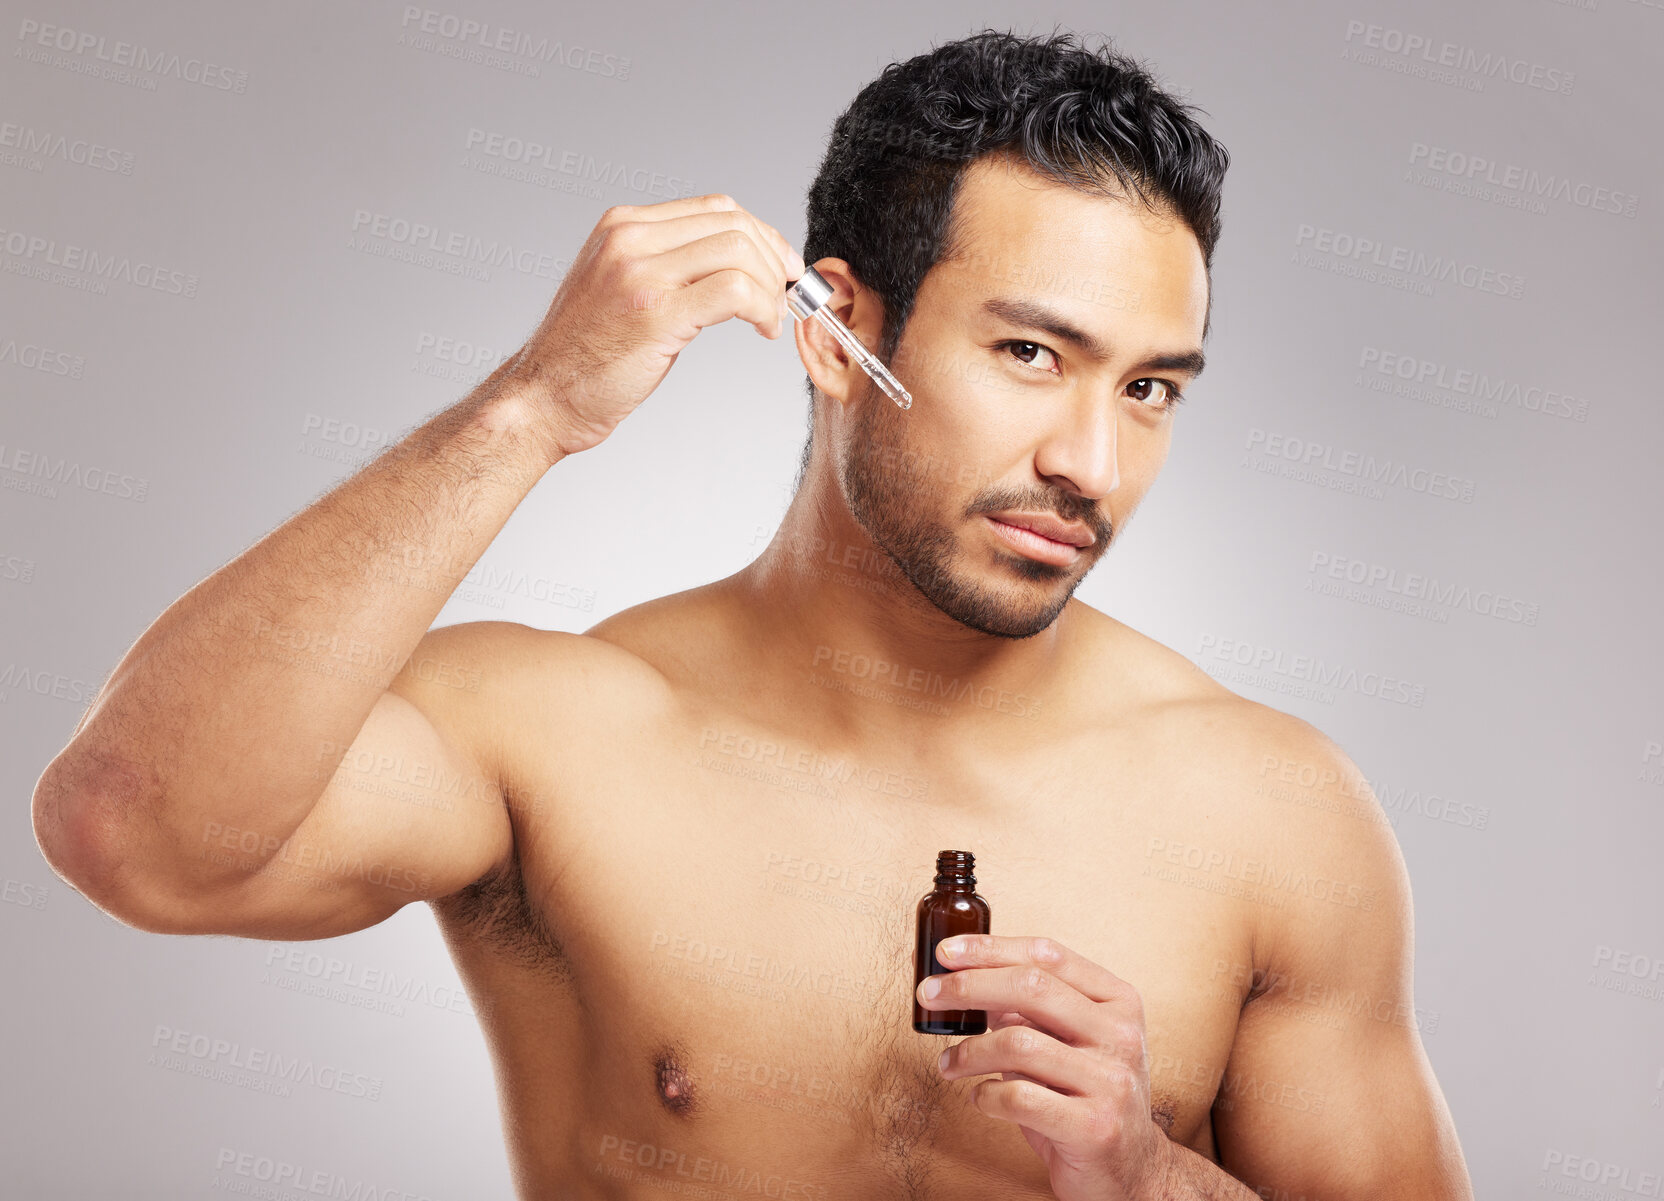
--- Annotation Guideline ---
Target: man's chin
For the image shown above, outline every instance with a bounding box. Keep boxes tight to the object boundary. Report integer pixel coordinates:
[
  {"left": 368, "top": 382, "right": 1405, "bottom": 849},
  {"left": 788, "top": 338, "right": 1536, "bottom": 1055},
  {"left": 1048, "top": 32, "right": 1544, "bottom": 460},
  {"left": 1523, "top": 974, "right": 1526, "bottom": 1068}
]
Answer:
[
  {"left": 949, "top": 598, "right": 1070, "bottom": 640},
  {"left": 904, "top": 553, "right": 1079, "bottom": 639},
  {"left": 988, "top": 548, "right": 1076, "bottom": 584}
]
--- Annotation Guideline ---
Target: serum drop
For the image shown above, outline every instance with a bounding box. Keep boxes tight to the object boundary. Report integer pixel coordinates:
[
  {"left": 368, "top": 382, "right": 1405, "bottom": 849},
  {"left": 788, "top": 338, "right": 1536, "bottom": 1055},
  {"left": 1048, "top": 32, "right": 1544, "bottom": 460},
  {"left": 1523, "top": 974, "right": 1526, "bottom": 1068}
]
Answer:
[{"left": 913, "top": 849, "right": 991, "bottom": 1036}]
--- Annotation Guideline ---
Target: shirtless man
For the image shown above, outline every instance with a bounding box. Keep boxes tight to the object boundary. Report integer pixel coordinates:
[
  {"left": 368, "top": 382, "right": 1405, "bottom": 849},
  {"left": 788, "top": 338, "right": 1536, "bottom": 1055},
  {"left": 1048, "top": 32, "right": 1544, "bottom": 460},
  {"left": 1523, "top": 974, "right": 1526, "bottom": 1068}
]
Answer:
[{"left": 32, "top": 30, "right": 1473, "bottom": 1201}]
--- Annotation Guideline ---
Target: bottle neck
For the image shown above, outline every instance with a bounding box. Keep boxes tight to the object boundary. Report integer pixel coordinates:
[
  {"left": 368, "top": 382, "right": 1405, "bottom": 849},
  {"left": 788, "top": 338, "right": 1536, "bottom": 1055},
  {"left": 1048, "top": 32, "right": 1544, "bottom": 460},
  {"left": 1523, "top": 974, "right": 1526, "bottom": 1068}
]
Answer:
[{"left": 933, "top": 852, "right": 976, "bottom": 891}]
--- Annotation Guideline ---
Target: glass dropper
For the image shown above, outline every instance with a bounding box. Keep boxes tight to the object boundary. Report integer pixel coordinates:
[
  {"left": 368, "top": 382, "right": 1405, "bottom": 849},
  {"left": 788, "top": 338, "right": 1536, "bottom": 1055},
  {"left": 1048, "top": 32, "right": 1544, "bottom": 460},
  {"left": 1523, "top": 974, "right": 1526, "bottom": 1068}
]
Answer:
[{"left": 784, "top": 267, "right": 912, "bottom": 410}]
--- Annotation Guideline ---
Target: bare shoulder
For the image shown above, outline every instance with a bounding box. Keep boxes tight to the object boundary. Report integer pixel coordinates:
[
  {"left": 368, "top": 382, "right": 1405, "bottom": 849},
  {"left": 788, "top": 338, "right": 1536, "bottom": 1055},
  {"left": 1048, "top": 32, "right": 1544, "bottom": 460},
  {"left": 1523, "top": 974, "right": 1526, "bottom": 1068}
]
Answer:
[
  {"left": 393, "top": 580, "right": 738, "bottom": 785},
  {"left": 1077, "top": 606, "right": 1406, "bottom": 898},
  {"left": 579, "top": 580, "right": 736, "bottom": 683},
  {"left": 1085, "top": 609, "right": 1414, "bottom": 980},
  {"left": 398, "top": 617, "right": 672, "bottom": 703},
  {"left": 391, "top": 618, "right": 677, "bottom": 777},
  {"left": 1066, "top": 603, "right": 1292, "bottom": 746}
]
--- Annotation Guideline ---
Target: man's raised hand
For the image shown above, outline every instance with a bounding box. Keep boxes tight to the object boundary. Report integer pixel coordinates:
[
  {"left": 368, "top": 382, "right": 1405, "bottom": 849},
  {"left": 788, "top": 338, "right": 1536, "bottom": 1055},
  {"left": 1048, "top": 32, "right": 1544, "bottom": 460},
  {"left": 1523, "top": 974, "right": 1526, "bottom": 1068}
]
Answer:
[{"left": 502, "top": 193, "right": 806, "bottom": 459}]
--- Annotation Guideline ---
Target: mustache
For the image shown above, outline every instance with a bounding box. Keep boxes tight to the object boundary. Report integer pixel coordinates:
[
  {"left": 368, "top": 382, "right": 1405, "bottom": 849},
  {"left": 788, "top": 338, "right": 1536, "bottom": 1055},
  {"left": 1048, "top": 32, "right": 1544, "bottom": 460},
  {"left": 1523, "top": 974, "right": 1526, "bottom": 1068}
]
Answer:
[{"left": 965, "top": 489, "right": 1112, "bottom": 544}]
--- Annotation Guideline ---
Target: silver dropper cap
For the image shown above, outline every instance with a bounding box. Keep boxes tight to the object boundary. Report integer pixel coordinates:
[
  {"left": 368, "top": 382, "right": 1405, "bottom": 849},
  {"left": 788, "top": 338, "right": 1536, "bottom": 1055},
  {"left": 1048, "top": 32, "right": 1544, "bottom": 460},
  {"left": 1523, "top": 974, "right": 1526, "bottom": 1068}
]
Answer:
[{"left": 785, "top": 265, "right": 835, "bottom": 321}]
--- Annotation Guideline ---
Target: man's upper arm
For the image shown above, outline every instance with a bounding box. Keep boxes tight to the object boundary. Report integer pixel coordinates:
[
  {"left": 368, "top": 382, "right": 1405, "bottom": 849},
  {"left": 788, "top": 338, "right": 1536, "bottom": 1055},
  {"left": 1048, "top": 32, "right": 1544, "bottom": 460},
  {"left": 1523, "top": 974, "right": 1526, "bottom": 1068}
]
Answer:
[
  {"left": 1211, "top": 725, "right": 1473, "bottom": 1200},
  {"left": 178, "top": 621, "right": 520, "bottom": 941}
]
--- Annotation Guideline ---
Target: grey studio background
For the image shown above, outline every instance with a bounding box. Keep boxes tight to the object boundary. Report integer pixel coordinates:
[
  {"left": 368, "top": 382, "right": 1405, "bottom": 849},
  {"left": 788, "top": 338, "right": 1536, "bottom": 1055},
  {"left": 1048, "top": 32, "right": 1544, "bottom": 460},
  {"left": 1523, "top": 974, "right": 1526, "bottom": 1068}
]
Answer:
[{"left": 1, "top": 0, "right": 1660, "bottom": 1197}]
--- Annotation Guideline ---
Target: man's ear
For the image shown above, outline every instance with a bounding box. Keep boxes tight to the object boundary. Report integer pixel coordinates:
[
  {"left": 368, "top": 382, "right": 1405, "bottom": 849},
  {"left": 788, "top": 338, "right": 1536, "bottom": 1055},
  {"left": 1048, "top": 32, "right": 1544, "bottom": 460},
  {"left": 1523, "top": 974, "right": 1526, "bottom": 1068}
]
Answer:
[{"left": 793, "top": 258, "right": 885, "bottom": 410}]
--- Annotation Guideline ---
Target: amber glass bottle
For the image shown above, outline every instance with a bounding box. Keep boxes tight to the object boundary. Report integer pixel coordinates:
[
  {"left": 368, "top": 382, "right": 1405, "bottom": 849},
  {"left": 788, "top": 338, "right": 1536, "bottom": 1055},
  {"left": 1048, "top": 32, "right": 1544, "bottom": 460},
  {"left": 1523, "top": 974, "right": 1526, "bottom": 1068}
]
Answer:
[{"left": 912, "top": 849, "right": 991, "bottom": 1036}]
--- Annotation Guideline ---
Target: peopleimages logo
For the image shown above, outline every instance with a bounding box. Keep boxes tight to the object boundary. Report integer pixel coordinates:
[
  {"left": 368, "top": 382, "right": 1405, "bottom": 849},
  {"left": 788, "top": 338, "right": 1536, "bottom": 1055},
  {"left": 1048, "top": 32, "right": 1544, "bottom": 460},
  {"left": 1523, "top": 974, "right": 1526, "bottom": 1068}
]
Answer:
[
  {"left": 0, "top": 223, "right": 198, "bottom": 297},
  {"left": 1355, "top": 346, "right": 1589, "bottom": 423},
  {"left": 212, "top": 1148, "right": 440, "bottom": 1201},
  {"left": 1408, "top": 143, "right": 1639, "bottom": 219},
  {"left": 1540, "top": 1150, "right": 1664, "bottom": 1197},
  {"left": 1307, "top": 549, "right": 1541, "bottom": 627},
  {"left": 1195, "top": 633, "right": 1427, "bottom": 708},
  {"left": 0, "top": 119, "right": 135, "bottom": 173},
  {"left": 0, "top": 662, "right": 103, "bottom": 705},
  {"left": 1340, "top": 20, "right": 1574, "bottom": 94},
  {"left": 397, "top": 7, "right": 631, "bottom": 80},
  {"left": 148, "top": 1024, "right": 384, "bottom": 1101},
  {"left": 348, "top": 210, "right": 569, "bottom": 282},
  {"left": 0, "top": 440, "right": 150, "bottom": 502},
  {"left": 14, "top": 18, "right": 251, "bottom": 92},
  {"left": 809, "top": 643, "right": 1042, "bottom": 718},
  {"left": 0, "top": 337, "right": 86, "bottom": 378},
  {"left": 1244, "top": 427, "right": 1478, "bottom": 504},
  {"left": 1294, "top": 224, "right": 1524, "bottom": 299},
  {"left": 261, "top": 945, "right": 480, "bottom": 1018},
  {"left": 463, "top": 129, "right": 694, "bottom": 200}
]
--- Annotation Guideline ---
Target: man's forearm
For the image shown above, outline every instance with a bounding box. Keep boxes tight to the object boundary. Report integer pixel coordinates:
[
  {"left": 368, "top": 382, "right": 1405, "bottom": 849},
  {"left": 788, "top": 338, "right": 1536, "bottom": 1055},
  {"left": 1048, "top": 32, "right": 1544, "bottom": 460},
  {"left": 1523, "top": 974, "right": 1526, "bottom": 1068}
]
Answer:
[{"left": 1153, "top": 1140, "right": 1261, "bottom": 1200}]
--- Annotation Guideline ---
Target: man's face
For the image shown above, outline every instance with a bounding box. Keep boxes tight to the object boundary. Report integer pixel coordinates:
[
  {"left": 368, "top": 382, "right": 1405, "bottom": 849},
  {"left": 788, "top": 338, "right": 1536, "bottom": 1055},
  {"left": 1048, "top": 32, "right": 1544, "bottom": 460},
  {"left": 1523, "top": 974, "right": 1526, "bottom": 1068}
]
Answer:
[{"left": 833, "top": 154, "right": 1210, "bottom": 639}]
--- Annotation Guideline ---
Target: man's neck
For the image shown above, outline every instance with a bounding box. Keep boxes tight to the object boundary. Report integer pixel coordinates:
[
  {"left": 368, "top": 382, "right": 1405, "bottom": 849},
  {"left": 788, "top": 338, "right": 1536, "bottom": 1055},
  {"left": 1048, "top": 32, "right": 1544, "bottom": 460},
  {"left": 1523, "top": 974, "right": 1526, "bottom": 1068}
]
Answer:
[{"left": 723, "top": 480, "right": 1085, "bottom": 743}]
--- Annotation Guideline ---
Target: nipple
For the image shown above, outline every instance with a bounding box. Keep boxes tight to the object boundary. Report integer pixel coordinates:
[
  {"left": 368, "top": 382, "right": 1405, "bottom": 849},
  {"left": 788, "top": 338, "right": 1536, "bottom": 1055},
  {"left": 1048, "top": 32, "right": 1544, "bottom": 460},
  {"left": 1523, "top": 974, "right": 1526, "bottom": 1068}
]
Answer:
[{"left": 654, "top": 1047, "right": 698, "bottom": 1117}]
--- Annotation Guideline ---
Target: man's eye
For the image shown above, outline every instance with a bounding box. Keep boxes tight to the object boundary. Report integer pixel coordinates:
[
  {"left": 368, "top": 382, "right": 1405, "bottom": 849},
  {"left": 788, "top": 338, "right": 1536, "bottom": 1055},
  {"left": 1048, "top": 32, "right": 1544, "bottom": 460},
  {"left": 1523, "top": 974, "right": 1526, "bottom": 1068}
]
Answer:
[
  {"left": 1128, "top": 378, "right": 1186, "bottom": 410},
  {"left": 999, "top": 340, "right": 1059, "bottom": 373}
]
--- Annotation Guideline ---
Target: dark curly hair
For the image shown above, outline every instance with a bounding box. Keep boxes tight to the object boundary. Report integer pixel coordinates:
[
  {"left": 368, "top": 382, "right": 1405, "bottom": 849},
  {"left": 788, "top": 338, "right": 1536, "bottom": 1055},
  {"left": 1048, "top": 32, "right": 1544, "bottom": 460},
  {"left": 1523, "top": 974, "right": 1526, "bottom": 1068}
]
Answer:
[{"left": 798, "top": 26, "right": 1229, "bottom": 463}]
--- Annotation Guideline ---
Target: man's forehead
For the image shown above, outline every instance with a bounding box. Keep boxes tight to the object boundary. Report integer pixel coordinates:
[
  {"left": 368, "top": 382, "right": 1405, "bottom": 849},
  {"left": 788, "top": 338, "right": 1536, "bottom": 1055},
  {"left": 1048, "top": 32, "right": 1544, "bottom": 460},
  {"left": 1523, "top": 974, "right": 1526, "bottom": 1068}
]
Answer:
[
  {"left": 948, "top": 159, "right": 1193, "bottom": 269},
  {"left": 932, "top": 158, "right": 1209, "bottom": 347}
]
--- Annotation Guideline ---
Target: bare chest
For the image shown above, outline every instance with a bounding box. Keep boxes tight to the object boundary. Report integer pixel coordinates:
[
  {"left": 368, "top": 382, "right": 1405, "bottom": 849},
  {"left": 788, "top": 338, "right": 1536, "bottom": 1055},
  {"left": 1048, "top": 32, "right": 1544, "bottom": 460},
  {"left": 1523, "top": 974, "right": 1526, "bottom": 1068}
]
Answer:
[{"left": 437, "top": 704, "right": 1256, "bottom": 1195}]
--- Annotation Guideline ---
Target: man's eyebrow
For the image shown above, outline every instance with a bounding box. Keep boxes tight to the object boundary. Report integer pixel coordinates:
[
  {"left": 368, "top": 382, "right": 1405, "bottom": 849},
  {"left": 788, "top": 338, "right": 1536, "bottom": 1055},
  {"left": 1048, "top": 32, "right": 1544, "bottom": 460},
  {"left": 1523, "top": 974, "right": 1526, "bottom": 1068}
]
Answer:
[{"left": 980, "top": 296, "right": 1206, "bottom": 379}]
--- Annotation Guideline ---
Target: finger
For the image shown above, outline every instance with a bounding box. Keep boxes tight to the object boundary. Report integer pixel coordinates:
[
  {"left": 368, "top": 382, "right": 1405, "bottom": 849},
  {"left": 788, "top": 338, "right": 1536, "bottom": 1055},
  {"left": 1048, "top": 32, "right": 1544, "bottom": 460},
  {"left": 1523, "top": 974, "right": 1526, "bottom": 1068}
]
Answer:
[
  {"left": 602, "top": 192, "right": 801, "bottom": 279},
  {"left": 976, "top": 992, "right": 1148, "bottom": 1072},
  {"left": 602, "top": 191, "right": 747, "bottom": 225},
  {"left": 725, "top": 205, "right": 802, "bottom": 284},
  {"left": 985, "top": 1009, "right": 1040, "bottom": 1032},
  {"left": 670, "top": 268, "right": 782, "bottom": 339},
  {"left": 648, "top": 231, "right": 789, "bottom": 334},
  {"left": 621, "top": 210, "right": 794, "bottom": 296},
  {"left": 940, "top": 1024, "right": 1097, "bottom": 1097},
  {"left": 754, "top": 218, "right": 808, "bottom": 281},
  {"left": 967, "top": 1076, "right": 1077, "bottom": 1143},
  {"left": 919, "top": 963, "right": 1098, "bottom": 1044},
  {"left": 938, "top": 934, "right": 1139, "bottom": 1010}
]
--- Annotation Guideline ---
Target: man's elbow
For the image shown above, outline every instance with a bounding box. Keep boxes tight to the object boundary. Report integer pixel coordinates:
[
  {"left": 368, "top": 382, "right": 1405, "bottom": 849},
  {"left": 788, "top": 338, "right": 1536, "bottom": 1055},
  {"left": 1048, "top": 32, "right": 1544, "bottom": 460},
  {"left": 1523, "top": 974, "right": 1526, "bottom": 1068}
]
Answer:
[{"left": 32, "top": 759, "right": 212, "bottom": 936}]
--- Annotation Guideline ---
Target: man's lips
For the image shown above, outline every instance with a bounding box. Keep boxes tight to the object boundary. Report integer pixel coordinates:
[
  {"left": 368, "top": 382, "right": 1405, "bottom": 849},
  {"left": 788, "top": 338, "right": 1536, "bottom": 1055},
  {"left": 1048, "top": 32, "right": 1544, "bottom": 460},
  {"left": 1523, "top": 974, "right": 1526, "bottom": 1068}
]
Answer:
[
  {"left": 984, "top": 510, "right": 1096, "bottom": 548},
  {"left": 983, "top": 512, "right": 1095, "bottom": 567}
]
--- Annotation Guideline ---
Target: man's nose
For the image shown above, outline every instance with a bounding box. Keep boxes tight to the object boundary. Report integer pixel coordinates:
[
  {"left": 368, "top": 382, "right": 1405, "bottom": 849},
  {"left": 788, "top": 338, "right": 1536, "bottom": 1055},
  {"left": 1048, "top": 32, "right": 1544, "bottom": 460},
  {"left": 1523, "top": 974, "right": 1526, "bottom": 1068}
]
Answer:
[{"left": 1032, "top": 400, "right": 1120, "bottom": 499}]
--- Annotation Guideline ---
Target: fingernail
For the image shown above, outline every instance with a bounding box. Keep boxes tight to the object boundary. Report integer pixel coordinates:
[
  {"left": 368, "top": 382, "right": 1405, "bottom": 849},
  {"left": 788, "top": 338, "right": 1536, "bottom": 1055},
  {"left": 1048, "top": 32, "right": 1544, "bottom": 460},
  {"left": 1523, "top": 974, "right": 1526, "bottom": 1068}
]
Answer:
[
  {"left": 938, "top": 1049, "right": 949, "bottom": 1071},
  {"left": 939, "top": 939, "right": 959, "bottom": 958},
  {"left": 921, "top": 976, "right": 941, "bottom": 1000}
]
